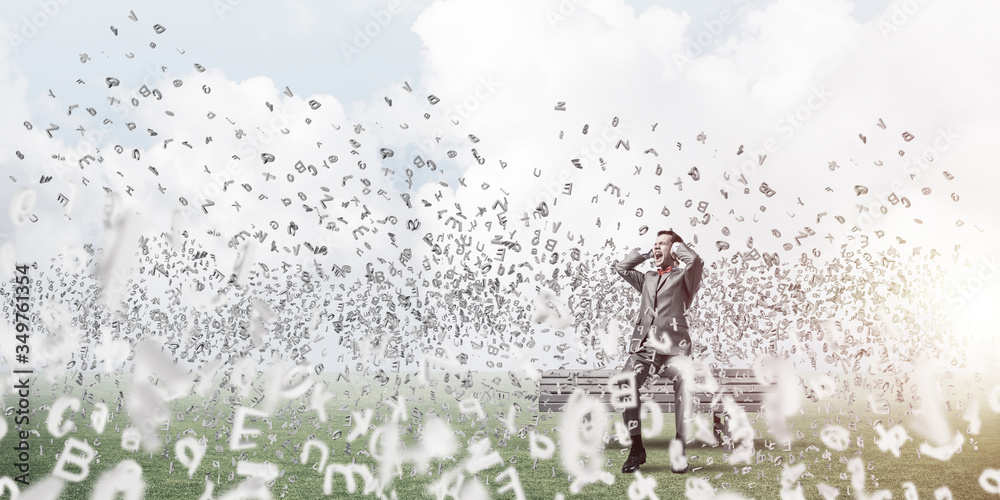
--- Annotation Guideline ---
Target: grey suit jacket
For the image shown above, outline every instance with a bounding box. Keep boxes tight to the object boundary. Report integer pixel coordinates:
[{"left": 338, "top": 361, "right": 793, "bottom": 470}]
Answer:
[{"left": 614, "top": 242, "right": 704, "bottom": 354}]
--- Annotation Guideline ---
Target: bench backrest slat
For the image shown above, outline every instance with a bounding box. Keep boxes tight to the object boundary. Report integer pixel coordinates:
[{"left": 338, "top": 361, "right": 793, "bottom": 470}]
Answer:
[{"left": 537, "top": 368, "right": 769, "bottom": 413}]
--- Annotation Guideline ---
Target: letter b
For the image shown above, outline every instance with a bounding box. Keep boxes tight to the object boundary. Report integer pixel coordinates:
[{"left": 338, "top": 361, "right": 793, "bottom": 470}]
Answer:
[
  {"left": 371, "top": 8, "right": 391, "bottom": 26},
  {"left": 703, "top": 18, "right": 724, "bottom": 36},
  {"left": 608, "top": 372, "right": 637, "bottom": 410},
  {"left": 40, "top": 0, "right": 61, "bottom": 17},
  {"left": 53, "top": 438, "right": 96, "bottom": 482}
]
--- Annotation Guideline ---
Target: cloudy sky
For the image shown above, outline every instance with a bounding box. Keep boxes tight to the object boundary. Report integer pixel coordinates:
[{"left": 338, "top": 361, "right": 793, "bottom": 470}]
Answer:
[{"left": 2, "top": 0, "right": 999, "bottom": 370}]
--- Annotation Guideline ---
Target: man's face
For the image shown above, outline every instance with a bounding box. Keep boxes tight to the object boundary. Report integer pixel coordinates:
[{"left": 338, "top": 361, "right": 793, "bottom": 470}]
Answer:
[{"left": 653, "top": 233, "right": 674, "bottom": 268}]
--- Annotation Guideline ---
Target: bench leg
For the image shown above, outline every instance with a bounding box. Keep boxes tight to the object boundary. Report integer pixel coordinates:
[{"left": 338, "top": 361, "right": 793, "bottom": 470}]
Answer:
[{"left": 713, "top": 412, "right": 724, "bottom": 444}]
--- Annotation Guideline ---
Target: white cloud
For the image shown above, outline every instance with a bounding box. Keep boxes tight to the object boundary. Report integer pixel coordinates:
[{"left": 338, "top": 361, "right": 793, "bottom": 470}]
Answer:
[
  {"left": 391, "top": 0, "right": 999, "bottom": 263},
  {"left": 2, "top": 0, "right": 999, "bottom": 372}
]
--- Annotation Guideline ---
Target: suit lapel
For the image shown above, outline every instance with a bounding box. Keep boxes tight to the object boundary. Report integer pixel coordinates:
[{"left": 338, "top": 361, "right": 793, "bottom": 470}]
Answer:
[
  {"left": 655, "top": 272, "right": 669, "bottom": 294},
  {"left": 644, "top": 272, "right": 658, "bottom": 305}
]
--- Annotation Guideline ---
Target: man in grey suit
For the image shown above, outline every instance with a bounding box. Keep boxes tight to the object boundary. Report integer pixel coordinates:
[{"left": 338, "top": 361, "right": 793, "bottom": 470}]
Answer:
[{"left": 614, "top": 229, "right": 704, "bottom": 474}]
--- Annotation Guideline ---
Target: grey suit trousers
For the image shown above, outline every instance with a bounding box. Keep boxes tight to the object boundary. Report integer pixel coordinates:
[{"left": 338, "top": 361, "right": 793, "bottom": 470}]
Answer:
[{"left": 619, "top": 331, "right": 692, "bottom": 439}]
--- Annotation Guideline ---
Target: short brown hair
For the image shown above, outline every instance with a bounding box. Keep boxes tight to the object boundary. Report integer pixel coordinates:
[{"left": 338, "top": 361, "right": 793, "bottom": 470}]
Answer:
[{"left": 656, "top": 229, "right": 683, "bottom": 244}]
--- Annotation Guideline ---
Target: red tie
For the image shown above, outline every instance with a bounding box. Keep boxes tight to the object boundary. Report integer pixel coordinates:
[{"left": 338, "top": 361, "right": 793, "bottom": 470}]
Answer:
[{"left": 657, "top": 266, "right": 672, "bottom": 275}]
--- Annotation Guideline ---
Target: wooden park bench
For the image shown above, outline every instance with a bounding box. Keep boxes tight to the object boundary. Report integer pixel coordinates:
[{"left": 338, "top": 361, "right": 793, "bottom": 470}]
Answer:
[{"left": 538, "top": 367, "right": 768, "bottom": 444}]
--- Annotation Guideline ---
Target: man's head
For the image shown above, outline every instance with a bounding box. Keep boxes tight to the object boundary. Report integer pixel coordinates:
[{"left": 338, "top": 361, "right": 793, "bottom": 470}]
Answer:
[{"left": 653, "top": 230, "right": 682, "bottom": 269}]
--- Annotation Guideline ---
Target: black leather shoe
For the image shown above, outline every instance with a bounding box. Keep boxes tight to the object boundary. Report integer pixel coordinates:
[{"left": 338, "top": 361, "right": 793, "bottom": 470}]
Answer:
[{"left": 621, "top": 447, "right": 646, "bottom": 473}]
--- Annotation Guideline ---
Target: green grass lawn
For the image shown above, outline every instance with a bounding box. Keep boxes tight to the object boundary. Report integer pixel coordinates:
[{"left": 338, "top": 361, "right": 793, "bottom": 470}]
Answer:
[{"left": 2, "top": 370, "right": 998, "bottom": 499}]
